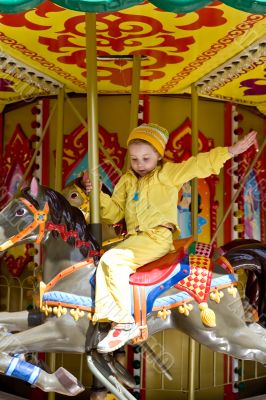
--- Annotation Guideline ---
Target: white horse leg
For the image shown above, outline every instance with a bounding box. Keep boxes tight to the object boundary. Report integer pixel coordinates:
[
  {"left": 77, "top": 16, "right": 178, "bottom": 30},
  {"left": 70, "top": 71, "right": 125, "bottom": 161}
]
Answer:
[
  {"left": 0, "top": 316, "right": 86, "bottom": 354},
  {"left": 0, "top": 316, "right": 87, "bottom": 396},
  {"left": 0, "top": 321, "right": 63, "bottom": 353},
  {"left": 170, "top": 293, "right": 266, "bottom": 364},
  {"left": 247, "top": 323, "right": 266, "bottom": 336},
  {"left": 0, "top": 311, "right": 31, "bottom": 332},
  {"left": 0, "top": 352, "right": 84, "bottom": 396}
]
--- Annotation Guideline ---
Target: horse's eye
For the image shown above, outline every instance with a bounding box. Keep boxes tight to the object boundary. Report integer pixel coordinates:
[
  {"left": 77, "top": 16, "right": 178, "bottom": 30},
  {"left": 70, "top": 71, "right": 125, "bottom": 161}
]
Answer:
[
  {"left": 70, "top": 192, "right": 78, "bottom": 199},
  {"left": 16, "top": 208, "right": 26, "bottom": 216}
]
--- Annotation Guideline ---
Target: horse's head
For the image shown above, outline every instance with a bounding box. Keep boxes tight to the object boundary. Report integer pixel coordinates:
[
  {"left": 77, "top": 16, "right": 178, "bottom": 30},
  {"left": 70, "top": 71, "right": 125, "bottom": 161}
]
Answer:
[
  {"left": 0, "top": 178, "right": 45, "bottom": 252},
  {"left": 0, "top": 177, "right": 99, "bottom": 258},
  {"left": 62, "top": 176, "right": 90, "bottom": 223}
]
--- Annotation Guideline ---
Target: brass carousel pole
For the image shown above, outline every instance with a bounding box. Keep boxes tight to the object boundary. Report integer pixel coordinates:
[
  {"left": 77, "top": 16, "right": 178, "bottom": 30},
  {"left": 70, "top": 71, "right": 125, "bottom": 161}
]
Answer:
[
  {"left": 191, "top": 86, "right": 199, "bottom": 243},
  {"left": 85, "top": 12, "right": 101, "bottom": 245},
  {"left": 126, "top": 54, "right": 141, "bottom": 168},
  {"left": 188, "top": 83, "right": 199, "bottom": 400},
  {"left": 48, "top": 86, "right": 65, "bottom": 400},
  {"left": 54, "top": 87, "right": 65, "bottom": 192},
  {"left": 129, "top": 54, "right": 141, "bottom": 132},
  {"left": 210, "top": 135, "right": 266, "bottom": 245}
]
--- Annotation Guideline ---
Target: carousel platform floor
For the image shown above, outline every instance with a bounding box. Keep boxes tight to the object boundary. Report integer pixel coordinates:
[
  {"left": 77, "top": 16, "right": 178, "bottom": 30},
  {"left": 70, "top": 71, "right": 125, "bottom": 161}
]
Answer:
[
  {"left": 0, "top": 392, "right": 26, "bottom": 400},
  {"left": 0, "top": 392, "right": 265, "bottom": 400}
]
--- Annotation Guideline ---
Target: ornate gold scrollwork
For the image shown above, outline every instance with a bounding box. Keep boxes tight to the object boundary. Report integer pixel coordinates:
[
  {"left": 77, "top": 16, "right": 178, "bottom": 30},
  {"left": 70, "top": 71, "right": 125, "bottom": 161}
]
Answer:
[
  {"left": 41, "top": 303, "right": 52, "bottom": 316},
  {"left": 157, "top": 308, "right": 171, "bottom": 320},
  {"left": 53, "top": 305, "right": 67, "bottom": 318},
  {"left": 70, "top": 308, "right": 85, "bottom": 321},
  {"left": 178, "top": 303, "right": 193, "bottom": 316},
  {"left": 210, "top": 289, "right": 224, "bottom": 303},
  {"left": 228, "top": 284, "right": 238, "bottom": 298}
]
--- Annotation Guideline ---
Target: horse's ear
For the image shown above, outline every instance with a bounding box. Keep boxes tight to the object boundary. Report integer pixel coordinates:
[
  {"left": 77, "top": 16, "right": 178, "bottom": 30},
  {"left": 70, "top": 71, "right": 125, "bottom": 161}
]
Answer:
[{"left": 29, "top": 177, "right": 40, "bottom": 198}]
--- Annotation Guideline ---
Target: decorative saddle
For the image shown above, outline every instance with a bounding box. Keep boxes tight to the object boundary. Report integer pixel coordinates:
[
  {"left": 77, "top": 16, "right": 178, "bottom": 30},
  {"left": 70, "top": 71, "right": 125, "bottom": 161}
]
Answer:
[{"left": 40, "top": 238, "right": 237, "bottom": 343}]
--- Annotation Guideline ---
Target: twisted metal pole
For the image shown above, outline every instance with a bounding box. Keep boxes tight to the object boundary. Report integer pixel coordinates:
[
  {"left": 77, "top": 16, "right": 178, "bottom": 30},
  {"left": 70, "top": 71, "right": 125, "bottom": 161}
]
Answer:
[
  {"left": 210, "top": 136, "right": 266, "bottom": 245},
  {"left": 85, "top": 12, "right": 101, "bottom": 245},
  {"left": 187, "top": 83, "right": 198, "bottom": 400}
]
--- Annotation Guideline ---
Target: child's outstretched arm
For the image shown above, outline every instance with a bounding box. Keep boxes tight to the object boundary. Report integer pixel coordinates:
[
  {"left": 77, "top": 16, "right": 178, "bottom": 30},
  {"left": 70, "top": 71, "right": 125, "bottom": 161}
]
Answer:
[
  {"left": 164, "top": 130, "right": 259, "bottom": 185},
  {"left": 228, "top": 130, "right": 258, "bottom": 156}
]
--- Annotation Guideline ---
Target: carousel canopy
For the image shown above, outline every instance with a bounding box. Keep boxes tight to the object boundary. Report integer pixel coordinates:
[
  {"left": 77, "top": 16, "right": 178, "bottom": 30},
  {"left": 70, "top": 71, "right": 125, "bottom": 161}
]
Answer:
[{"left": 0, "top": 1, "right": 265, "bottom": 114}]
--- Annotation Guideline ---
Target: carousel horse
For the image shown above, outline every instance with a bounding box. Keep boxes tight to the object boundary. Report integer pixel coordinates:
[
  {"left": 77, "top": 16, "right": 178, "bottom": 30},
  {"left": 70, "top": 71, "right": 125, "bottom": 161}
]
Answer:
[
  {"left": 63, "top": 179, "right": 266, "bottom": 327},
  {"left": 1, "top": 178, "right": 266, "bottom": 400}
]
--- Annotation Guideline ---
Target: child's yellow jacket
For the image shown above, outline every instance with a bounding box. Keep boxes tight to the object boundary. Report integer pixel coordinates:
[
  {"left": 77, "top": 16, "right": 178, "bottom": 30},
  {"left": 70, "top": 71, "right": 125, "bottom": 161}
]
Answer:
[{"left": 100, "top": 147, "right": 232, "bottom": 235}]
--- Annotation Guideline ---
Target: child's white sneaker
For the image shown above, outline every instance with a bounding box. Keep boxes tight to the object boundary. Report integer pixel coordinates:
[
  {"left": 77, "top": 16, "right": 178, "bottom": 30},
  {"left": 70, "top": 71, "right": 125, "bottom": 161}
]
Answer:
[{"left": 97, "top": 323, "right": 140, "bottom": 353}]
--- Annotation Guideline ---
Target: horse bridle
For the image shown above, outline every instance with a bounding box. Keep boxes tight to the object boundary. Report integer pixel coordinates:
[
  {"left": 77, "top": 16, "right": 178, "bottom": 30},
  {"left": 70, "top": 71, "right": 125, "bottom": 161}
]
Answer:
[{"left": 0, "top": 198, "right": 49, "bottom": 251}]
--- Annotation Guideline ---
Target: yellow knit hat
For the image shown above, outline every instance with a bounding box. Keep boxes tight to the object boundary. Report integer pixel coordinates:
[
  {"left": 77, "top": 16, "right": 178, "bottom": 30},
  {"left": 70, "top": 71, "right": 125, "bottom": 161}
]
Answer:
[{"left": 127, "top": 123, "right": 169, "bottom": 157}]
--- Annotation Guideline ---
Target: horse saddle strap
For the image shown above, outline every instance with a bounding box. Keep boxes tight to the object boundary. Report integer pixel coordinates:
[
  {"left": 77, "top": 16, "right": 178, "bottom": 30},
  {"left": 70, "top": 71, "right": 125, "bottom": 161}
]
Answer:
[{"left": 132, "top": 286, "right": 148, "bottom": 344}]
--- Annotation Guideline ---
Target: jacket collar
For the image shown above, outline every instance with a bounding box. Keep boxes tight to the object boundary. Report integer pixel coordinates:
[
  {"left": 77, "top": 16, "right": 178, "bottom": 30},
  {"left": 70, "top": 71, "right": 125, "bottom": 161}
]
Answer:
[{"left": 127, "top": 162, "right": 163, "bottom": 180}]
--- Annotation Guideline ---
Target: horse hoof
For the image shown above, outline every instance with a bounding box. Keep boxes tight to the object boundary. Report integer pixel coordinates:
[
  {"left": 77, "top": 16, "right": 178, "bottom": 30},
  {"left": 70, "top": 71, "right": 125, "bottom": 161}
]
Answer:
[{"left": 55, "top": 367, "right": 85, "bottom": 395}]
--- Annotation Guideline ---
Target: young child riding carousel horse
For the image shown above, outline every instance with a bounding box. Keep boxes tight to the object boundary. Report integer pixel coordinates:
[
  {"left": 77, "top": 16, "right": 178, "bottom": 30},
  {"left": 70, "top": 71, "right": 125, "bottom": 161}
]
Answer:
[{"left": 82, "top": 123, "right": 258, "bottom": 353}]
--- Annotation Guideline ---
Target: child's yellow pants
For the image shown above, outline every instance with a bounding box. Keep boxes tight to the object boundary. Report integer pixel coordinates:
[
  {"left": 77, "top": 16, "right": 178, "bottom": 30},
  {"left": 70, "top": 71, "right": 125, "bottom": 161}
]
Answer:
[{"left": 93, "top": 226, "right": 173, "bottom": 324}]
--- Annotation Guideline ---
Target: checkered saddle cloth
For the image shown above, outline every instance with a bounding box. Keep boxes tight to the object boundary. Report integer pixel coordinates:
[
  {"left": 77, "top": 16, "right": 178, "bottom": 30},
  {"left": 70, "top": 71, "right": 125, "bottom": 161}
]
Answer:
[{"left": 175, "top": 241, "right": 218, "bottom": 327}]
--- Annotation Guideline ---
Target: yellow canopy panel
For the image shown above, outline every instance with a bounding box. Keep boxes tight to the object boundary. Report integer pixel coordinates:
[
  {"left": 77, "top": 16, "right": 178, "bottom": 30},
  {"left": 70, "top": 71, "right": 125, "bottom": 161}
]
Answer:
[{"left": 0, "top": 1, "right": 265, "bottom": 112}]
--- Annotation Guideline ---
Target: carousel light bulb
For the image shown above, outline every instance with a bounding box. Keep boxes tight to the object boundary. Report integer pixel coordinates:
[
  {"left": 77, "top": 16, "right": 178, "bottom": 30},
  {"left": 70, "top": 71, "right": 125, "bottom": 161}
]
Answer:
[
  {"left": 25, "top": 71, "right": 35, "bottom": 86},
  {"left": 239, "top": 55, "right": 250, "bottom": 69},
  {"left": 17, "top": 67, "right": 26, "bottom": 79},
  {"left": 257, "top": 44, "right": 266, "bottom": 58},
  {"left": 0, "top": 59, "right": 8, "bottom": 71},
  {"left": 6, "top": 62, "right": 16, "bottom": 76}
]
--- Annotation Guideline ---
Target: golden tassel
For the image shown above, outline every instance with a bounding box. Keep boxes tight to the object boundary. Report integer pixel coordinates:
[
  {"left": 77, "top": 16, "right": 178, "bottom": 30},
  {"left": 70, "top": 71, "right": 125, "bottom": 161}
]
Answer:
[{"left": 198, "top": 302, "right": 216, "bottom": 327}]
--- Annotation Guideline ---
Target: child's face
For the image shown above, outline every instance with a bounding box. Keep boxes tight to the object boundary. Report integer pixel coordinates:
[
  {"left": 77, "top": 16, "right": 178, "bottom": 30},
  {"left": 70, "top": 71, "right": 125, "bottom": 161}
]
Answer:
[{"left": 128, "top": 142, "right": 162, "bottom": 177}]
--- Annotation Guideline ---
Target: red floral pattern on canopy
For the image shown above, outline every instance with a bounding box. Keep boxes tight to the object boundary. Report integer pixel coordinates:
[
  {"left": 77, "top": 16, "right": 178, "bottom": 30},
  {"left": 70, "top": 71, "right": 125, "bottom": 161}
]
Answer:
[{"left": 0, "top": 1, "right": 265, "bottom": 112}]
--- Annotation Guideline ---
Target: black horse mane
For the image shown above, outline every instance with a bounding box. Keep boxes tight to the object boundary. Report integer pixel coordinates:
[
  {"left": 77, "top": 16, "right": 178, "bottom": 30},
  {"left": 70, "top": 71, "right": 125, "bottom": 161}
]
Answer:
[
  {"left": 222, "top": 239, "right": 266, "bottom": 327},
  {"left": 21, "top": 185, "right": 100, "bottom": 258}
]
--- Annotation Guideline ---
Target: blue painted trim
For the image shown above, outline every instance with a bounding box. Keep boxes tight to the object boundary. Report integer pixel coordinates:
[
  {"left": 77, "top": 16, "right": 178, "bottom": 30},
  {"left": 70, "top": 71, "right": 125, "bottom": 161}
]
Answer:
[
  {"left": 28, "top": 366, "right": 41, "bottom": 384},
  {"left": 5, "top": 357, "right": 19, "bottom": 376},
  {"left": 5, "top": 358, "right": 41, "bottom": 384},
  {"left": 130, "top": 259, "right": 190, "bottom": 315},
  {"left": 43, "top": 291, "right": 95, "bottom": 308},
  {"left": 146, "top": 261, "right": 190, "bottom": 313}
]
